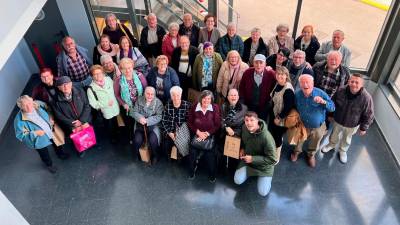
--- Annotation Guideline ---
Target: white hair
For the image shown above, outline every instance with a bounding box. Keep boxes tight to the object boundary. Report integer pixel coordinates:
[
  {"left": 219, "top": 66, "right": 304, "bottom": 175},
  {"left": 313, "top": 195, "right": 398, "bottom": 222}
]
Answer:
[
  {"left": 293, "top": 50, "right": 306, "bottom": 58},
  {"left": 170, "top": 86, "right": 183, "bottom": 96},
  {"left": 100, "top": 55, "right": 113, "bottom": 65},
  {"left": 145, "top": 86, "right": 156, "bottom": 94},
  {"left": 227, "top": 22, "right": 237, "bottom": 29},
  {"left": 299, "top": 74, "right": 314, "bottom": 82},
  {"left": 168, "top": 22, "right": 179, "bottom": 31}
]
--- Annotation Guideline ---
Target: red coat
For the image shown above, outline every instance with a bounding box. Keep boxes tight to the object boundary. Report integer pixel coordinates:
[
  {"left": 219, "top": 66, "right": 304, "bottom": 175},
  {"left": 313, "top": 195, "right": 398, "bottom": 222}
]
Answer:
[
  {"left": 239, "top": 68, "right": 276, "bottom": 112},
  {"left": 162, "top": 34, "right": 180, "bottom": 63}
]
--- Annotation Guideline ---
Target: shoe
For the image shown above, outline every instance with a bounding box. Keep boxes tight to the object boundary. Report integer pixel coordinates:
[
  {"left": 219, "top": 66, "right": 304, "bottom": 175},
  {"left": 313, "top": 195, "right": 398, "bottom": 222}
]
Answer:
[
  {"left": 339, "top": 152, "right": 347, "bottom": 164},
  {"left": 46, "top": 165, "right": 57, "bottom": 174},
  {"left": 307, "top": 155, "right": 316, "bottom": 168},
  {"left": 290, "top": 152, "right": 300, "bottom": 162},
  {"left": 209, "top": 175, "right": 216, "bottom": 183},
  {"left": 78, "top": 151, "right": 86, "bottom": 158},
  {"left": 321, "top": 145, "right": 334, "bottom": 153},
  {"left": 188, "top": 171, "right": 196, "bottom": 180}
]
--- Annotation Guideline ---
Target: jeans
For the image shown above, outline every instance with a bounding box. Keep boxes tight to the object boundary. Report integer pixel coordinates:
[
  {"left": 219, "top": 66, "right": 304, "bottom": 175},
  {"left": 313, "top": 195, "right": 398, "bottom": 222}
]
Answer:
[
  {"left": 73, "top": 75, "right": 92, "bottom": 88},
  {"left": 234, "top": 166, "right": 272, "bottom": 196}
]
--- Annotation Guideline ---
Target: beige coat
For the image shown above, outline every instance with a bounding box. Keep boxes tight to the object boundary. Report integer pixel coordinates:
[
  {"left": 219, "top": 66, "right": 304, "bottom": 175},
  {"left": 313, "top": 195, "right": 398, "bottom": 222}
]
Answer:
[
  {"left": 268, "top": 35, "right": 294, "bottom": 55},
  {"left": 216, "top": 61, "right": 249, "bottom": 97}
]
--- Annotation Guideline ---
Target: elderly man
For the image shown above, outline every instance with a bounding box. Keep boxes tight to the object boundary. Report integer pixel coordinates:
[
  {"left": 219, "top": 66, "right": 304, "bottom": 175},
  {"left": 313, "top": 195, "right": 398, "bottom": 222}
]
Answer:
[
  {"left": 315, "top": 30, "right": 352, "bottom": 67},
  {"left": 56, "top": 36, "right": 92, "bottom": 87},
  {"left": 216, "top": 22, "right": 244, "bottom": 60},
  {"left": 52, "top": 76, "right": 92, "bottom": 134},
  {"left": 140, "top": 13, "right": 166, "bottom": 65},
  {"left": 239, "top": 54, "right": 276, "bottom": 120},
  {"left": 242, "top": 27, "right": 269, "bottom": 66},
  {"left": 234, "top": 111, "right": 277, "bottom": 196},
  {"left": 178, "top": 13, "right": 200, "bottom": 47},
  {"left": 100, "top": 55, "right": 121, "bottom": 80},
  {"left": 32, "top": 68, "right": 59, "bottom": 104},
  {"left": 321, "top": 74, "right": 374, "bottom": 163},
  {"left": 313, "top": 51, "right": 350, "bottom": 98},
  {"left": 289, "top": 50, "right": 314, "bottom": 89},
  {"left": 293, "top": 74, "right": 335, "bottom": 167}
]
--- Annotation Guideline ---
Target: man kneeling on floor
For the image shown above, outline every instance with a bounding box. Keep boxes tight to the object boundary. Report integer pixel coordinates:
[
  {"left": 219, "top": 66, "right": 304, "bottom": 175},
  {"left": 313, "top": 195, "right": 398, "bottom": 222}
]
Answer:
[{"left": 234, "top": 111, "right": 277, "bottom": 196}]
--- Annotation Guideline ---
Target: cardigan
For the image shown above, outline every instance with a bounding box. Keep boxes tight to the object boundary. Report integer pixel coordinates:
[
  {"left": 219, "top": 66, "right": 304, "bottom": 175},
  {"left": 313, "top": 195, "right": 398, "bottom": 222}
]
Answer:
[
  {"left": 215, "top": 34, "right": 244, "bottom": 60},
  {"left": 139, "top": 25, "right": 166, "bottom": 58},
  {"left": 87, "top": 76, "right": 120, "bottom": 119},
  {"left": 188, "top": 103, "right": 221, "bottom": 135},
  {"left": 161, "top": 100, "right": 192, "bottom": 133},
  {"left": 192, "top": 53, "right": 223, "bottom": 91},
  {"left": 216, "top": 61, "right": 249, "bottom": 97},
  {"left": 239, "top": 120, "right": 277, "bottom": 177},
  {"left": 294, "top": 35, "right": 320, "bottom": 65},
  {"left": 170, "top": 46, "right": 199, "bottom": 77},
  {"left": 198, "top": 27, "right": 221, "bottom": 46},
  {"left": 242, "top": 37, "right": 269, "bottom": 65}
]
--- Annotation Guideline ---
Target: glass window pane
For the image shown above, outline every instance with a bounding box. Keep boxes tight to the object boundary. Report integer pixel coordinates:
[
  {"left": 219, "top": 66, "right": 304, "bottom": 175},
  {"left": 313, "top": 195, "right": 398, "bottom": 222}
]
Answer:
[
  {"left": 395, "top": 71, "right": 400, "bottom": 91},
  {"left": 298, "top": 0, "right": 392, "bottom": 69},
  {"left": 90, "top": 0, "right": 128, "bottom": 8}
]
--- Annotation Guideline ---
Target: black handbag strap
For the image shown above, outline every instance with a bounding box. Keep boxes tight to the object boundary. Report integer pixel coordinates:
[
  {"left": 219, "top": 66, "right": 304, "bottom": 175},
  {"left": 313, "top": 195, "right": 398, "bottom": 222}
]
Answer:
[{"left": 88, "top": 86, "right": 98, "bottom": 101}]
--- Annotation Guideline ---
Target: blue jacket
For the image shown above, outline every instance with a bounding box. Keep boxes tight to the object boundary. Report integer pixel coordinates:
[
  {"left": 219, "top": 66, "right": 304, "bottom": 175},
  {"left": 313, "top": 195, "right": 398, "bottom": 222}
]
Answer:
[
  {"left": 216, "top": 34, "right": 244, "bottom": 60},
  {"left": 295, "top": 87, "right": 335, "bottom": 128},
  {"left": 56, "top": 45, "right": 92, "bottom": 77},
  {"left": 147, "top": 66, "right": 180, "bottom": 103},
  {"left": 14, "top": 107, "right": 53, "bottom": 150}
]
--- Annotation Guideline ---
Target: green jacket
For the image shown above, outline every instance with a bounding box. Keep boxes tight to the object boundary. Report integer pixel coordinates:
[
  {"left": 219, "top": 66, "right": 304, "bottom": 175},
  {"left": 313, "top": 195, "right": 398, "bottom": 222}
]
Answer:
[
  {"left": 87, "top": 76, "right": 120, "bottom": 119},
  {"left": 239, "top": 120, "right": 277, "bottom": 177},
  {"left": 192, "top": 53, "right": 223, "bottom": 91}
]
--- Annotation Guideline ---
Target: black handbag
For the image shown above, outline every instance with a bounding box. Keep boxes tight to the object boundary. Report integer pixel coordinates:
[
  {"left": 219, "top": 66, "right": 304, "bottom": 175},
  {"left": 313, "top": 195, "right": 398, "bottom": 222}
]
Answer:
[{"left": 191, "top": 135, "right": 215, "bottom": 151}]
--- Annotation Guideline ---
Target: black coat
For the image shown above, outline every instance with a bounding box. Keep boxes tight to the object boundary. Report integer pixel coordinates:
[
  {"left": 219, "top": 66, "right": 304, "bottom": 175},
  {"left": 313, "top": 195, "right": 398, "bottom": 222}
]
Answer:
[
  {"left": 140, "top": 25, "right": 166, "bottom": 58},
  {"left": 102, "top": 23, "right": 139, "bottom": 47},
  {"left": 52, "top": 86, "right": 92, "bottom": 131},
  {"left": 242, "top": 37, "right": 269, "bottom": 65},
  {"left": 170, "top": 46, "right": 199, "bottom": 76},
  {"left": 92, "top": 46, "right": 117, "bottom": 65},
  {"left": 294, "top": 35, "right": 320, "bottom": 65},
  {"left": 266, "top": 54, "right": 290, "bottom": 71},
  {"left": 178, "top": 23, "right": 200, "bottom": 47}
]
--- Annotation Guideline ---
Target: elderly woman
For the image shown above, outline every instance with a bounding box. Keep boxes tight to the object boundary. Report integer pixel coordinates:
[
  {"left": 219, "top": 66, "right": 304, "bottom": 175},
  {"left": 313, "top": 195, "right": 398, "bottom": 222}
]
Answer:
[
  {"left": 114, "top": 58, "right": 147, "bottom": 143},
  {"left": 93, "top": 34, "right": 119, "bottom": 65},
  {"left": 100, "top": 55, "right": 121, "bottom": 80},
  {"left": 266, "top": 47, "right": 291, "bottom": 71},
  {"left": 268, "top": 24, "right": 294, "bottom": 55},
  {"left": 117, "top": 36, "right": 150, "bottom": 77},
  {"left": 216, "top": 50, "right": 249, "bottom": 101},
  {"left": 170, "top": 35, "right": 199, "bottom": 99},
  {"left": 187, "top": 90, "right": 221, "bottom": 182},
  {"left": 288, "top": 50, "right": 314, "bottom": 89},
  {"left": 198, "top": 14, "right": 221, "bottom": 46},
  {"left": 216, "top": 23, "right": 244, "bottom": 60},
  {"left": 294, "top": 25, "right": 320, "bottom": 65},
  {"left": 102, "top": 13, "right": 138, "bottom": 47},
  {"left": 161, "top": 86, "right": 192, "bottom": 158},
  {"left": 14, "top": 96, "right": 69, "bottom": 173},
  {"left": 242, "top": 27, "right": 269, "bottom": 66},
  {"left": 87, "top": 65, "right": 120, "bottom": 143},
  {"left": 132, "top": 87, "right": 164, "bottom": 164},
  {"left": 147, "top": 55, "right": 180, "bottom": 104},
  {"left": 268, "top": 66, "right": 295, "bottom": 162},
  {"left": 221, "top": 88, "right": 247, "bottom": 137},
  {"left": 162, "top": 22, "right": 180, "bottom": 63},
  {"left": 192, "top": 42, "right": 223, "bottom": 92}
]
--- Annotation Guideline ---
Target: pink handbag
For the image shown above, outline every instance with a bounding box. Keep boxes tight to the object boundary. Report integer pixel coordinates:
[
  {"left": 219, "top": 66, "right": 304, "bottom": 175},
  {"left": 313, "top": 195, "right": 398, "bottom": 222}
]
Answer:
[{"left": 70, "top": 125, "right": 96, "bottom": 152}]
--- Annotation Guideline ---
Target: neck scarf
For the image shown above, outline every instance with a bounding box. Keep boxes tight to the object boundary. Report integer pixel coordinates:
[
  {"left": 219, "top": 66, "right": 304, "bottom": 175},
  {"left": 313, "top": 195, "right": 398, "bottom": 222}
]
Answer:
[
  {"left": 97, "top": 43, "right": 118, "bottom": 57},
  {"left": 120, "top": 71, "right": 143, "bottom": 107},
  {"left": 201, "top": 55, "right": 213, "bottom": 88}
]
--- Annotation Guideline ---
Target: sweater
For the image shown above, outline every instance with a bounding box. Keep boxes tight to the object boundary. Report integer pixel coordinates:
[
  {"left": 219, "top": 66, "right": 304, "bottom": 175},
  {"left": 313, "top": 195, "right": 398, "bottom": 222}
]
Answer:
[
  {"left": 216, "top": 34, "right": 244, "bottom": 60},
  {"left": 332, "top": 86, "right": 374, "bottom": 130},
  {"left": 295, "top": 88, "right": 335, "bottom": 128},
  {"left": 198, "top": 28, "right": 221, "bottom": 46},
  {"left": 294, "top": 35, "right": 320, "bottom": 65},
  {"left": 315, "top": 41, "right": 352, "bottom": 67},
  {"left": 192, "top": 53, "right": 223, "bottom": 91},
  {"left": 178, "top": 23, "right": 200, "bottom": 47},
  {"left": 147, "top": 66, "right": 180, "bottom": 103},
  {"left": 87, "top": 76, "right": 120, "bottom": 119},
  {"left": 239, "top": 120, "right": 277, "bottom": 177},
  {"left": 216, "top": 61, "right": 249, "bottom": 97},
  {"left": 188, "top": 103, "right": 221, "bottom": 135},
  {"left": 239, "top": 68, "right": 276, "bottom": 113},
  {"left": 242, "top": 37, "right": 269, "bottom": 65},
  {"left": 139, "top": 25, "right": 166, "bottom": 58}
]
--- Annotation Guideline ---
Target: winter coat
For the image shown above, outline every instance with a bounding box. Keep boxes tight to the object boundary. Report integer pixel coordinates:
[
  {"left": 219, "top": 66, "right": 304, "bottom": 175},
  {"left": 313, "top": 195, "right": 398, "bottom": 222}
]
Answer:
[{"left": 87, "top": 76, "right": 120, "bottom": 119}]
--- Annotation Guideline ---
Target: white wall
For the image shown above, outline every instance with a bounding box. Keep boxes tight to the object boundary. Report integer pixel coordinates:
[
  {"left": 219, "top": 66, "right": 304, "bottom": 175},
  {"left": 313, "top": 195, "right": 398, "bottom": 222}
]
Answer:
[
  {"left": 0, "top": 39, "right": 38, "bottom": 134},
  {"left": 56, "top": 0, "right": 96, "bottom": 56}
]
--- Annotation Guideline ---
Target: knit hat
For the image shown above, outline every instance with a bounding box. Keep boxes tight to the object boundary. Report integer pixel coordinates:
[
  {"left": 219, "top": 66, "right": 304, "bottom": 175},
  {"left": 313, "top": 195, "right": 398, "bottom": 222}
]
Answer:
[
  {"left": 55, "top": 76, "right": 72, "bottom": 86},
  {"left": 203, "top": 41, "right": 213, "bottom": 49},
  {"left": 278, "top": 47, "right": 290, "bottom": 58},
  {"left": 253, "top": 54, "right": 266, "bottom": 62}
]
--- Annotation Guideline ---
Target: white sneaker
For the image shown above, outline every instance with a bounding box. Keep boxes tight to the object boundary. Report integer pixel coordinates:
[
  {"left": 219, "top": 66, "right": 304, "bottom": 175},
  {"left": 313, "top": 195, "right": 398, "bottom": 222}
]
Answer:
[
  {"left": 339, "top": 152, "right": 348, "bottom": 164},
  {"left": 321, "top": 145, "right": 335, "bottom": 153}
]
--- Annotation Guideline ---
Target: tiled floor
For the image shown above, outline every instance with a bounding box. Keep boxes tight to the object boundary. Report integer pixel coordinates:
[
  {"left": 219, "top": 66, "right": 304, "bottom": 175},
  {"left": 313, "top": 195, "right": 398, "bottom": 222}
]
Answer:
[{"left": 1, "top": 112, "right": 400, "bottom": 225}]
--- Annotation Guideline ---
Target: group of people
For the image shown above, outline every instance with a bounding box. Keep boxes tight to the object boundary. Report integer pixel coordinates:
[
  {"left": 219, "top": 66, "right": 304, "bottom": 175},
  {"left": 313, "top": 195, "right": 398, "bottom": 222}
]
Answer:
[{"left": 14, "top": 12, "right": 374, "bottom": 197}]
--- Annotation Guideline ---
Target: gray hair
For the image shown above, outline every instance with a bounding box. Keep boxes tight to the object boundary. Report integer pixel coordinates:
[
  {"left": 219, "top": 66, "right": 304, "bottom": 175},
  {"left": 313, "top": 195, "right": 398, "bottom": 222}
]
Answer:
[
  {"left": 145, "top": 86, "right": 156, "bottom": 95},
  {"left": 61, "top": 36, "right": 74, "bottom": 49},
  {"left": 183, "top": 13, "right": 192, "bottom": 19},
  {"left": 198, "top": 90, "right": 214, "bottom": 103},
  {"left": 298, "top": 74, "right": 314, "bottom": 83},
  {"left": 293, "top": 50, "right": 306, "bottom": 58},
  {"left": 227, "top": 22, "right": 237, "bottom": 30},
  {"left": 170, "top": 86, "right": 183, "bottom": 96},
  {"left": 251, "top": 27, "right": 261, "bottom": 34},
  {"left": 276, "top": 24, "right": 290, "bottom": 32},
  {"left": 168, "top": 22, "right": 179, "bottom": 31},
  {"left": 333, "top": 29, "right": 345, "bottom": 37},
  {"left": 100, "top": 55, "right": 113, "bottom": 65},
  {"left": 16, "top": 95, "right": 34, "bottom": 110},
  {"left": 105, "top": 13, "right": 117, "bottom": 22},
  {"left": 148, "top": 13, "right": 157, "bottom": 19},
  {"left": 327, "top": 50, "right": 343, "bottom": 61}
]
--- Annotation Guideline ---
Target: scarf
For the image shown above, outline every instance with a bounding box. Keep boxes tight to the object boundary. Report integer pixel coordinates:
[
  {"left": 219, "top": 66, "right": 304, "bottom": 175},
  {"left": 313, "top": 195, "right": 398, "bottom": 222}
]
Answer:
[
  {"left": 95, "top": 79, "right": 105, "bottom": 88},
  {"left": 201, "top": 55, "right": 213, "bottom": 88},
  {"left": 97, "top": 43, "right": 118, "bottom": 57},
  {"left": 120, "top": 71, "right": 144, "bottom": 108}
]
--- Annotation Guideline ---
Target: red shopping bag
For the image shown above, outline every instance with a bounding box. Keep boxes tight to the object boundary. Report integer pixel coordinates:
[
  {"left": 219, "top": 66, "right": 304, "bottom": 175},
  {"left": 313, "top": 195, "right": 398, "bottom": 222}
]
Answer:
[{"left": 70, "top": 124, "right": 96, "bottom": 152}]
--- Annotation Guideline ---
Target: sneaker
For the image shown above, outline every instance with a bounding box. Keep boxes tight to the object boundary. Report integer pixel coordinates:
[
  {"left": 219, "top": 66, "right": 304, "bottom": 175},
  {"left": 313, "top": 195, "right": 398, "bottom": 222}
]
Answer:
[
  {"left": 321, "top": 145, "right": 334, "bottom": 153},
  {"left": 208, "top": 175, "right": 216, "bottom": 183},
  {"left": 47, "top": 165, "right": 57, "bottom": 174},
  {"left": 339, "top": 152, "right": 348, "bottom": 164}
]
